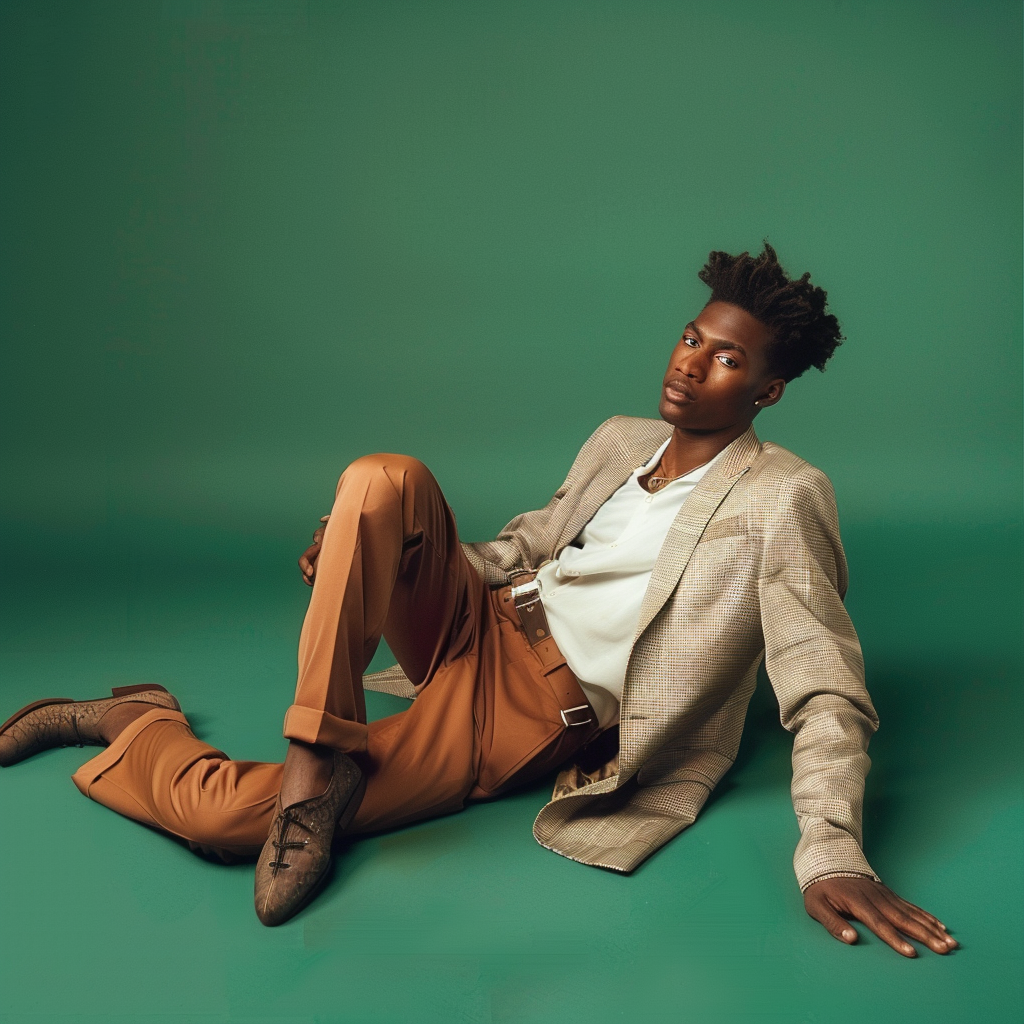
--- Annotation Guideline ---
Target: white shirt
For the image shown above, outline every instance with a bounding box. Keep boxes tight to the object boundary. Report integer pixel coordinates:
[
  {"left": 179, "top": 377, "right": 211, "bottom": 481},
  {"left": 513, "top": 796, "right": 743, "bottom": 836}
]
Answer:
[{"left": 534, "top": 438, "right": 722, "bottom": 729}]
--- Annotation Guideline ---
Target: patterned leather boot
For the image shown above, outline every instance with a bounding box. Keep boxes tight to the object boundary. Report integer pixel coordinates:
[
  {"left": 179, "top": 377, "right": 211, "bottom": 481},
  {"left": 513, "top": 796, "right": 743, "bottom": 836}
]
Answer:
[
  {"left": 0, "top": 684, "right": 181, "bottom": 767},
  {"left": 254, "top": 749, "right": 366, "bottom": 926}
]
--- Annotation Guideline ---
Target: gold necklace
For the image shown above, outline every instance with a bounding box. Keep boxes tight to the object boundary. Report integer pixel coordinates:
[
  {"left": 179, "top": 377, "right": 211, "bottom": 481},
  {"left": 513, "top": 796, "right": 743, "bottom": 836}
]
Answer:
[{"left": 645, "top": 461, "right": 681, "bottom": 493}]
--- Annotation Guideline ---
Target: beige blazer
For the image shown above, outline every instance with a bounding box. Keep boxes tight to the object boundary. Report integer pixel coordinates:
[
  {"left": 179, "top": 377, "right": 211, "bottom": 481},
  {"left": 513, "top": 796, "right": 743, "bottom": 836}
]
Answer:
[{"left": 365, "top": 415, "right": 880, "bottom": 891}]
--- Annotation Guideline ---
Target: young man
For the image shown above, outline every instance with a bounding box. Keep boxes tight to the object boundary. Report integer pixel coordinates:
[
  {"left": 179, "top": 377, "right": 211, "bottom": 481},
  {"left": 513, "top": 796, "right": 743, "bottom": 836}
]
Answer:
[{"left": 0, "top": 244, "right": 956, "bottom": 955}]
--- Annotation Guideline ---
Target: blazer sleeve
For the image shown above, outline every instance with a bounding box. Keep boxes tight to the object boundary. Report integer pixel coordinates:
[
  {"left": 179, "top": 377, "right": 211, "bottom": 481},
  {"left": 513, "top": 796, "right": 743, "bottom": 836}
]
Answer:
[
  {"left": 461, "top": 416, "right": 621, "bottom": 585},
  {"left": 459, "top": 472, "right": 574, "bottom": 587},
  {"left": 758, "top": 464, "right": 881, "bottom": 892}
]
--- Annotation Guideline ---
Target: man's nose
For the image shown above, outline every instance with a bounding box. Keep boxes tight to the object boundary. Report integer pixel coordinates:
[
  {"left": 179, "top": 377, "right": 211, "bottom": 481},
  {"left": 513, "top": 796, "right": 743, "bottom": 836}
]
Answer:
[{"left": 674, "top": 347, "right": 706, "bottom": 382}]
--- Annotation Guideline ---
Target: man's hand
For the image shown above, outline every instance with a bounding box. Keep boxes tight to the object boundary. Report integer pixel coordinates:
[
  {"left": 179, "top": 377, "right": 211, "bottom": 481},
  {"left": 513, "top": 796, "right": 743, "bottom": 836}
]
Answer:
[
  {"left": 804, "top": 876, "right": 958, "bottom": 957},
  {"left": 298, "top": 516, "right": 330, "bottom": 586}
]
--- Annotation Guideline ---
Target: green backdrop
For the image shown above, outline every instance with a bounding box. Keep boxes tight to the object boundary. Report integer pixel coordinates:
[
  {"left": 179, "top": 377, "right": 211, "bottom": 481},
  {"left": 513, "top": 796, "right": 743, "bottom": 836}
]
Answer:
[{"left": 1, "top": 2, "right": 1020, "bottom": 1022}]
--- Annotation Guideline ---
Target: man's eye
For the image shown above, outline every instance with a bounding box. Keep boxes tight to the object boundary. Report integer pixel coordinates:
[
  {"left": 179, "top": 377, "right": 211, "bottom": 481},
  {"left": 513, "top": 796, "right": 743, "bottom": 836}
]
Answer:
[
  {"left": 683, "top": 336, "right": 699, "bottom": 348},
  {"left": 717, "top": 355, "right": 738, "bottom": 368}
]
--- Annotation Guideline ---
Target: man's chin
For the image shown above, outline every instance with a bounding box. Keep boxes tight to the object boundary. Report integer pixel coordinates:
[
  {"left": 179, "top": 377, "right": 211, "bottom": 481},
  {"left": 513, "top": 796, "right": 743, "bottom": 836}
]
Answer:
[
  {"left": 658, "top": 401, "right": 699, "bottom": 429},
  {"left": 657, "top": 405, "right": 751, "bottom": 437}
]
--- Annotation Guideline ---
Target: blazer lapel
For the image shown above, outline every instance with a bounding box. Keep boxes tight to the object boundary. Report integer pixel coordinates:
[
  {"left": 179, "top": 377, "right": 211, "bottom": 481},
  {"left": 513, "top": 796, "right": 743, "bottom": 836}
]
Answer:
[
  {"left": 630, "top": 425, "right": 762, "bottom": 645},
  {"left": 554, "top": 419, "right": 672, "bottom": 553}
]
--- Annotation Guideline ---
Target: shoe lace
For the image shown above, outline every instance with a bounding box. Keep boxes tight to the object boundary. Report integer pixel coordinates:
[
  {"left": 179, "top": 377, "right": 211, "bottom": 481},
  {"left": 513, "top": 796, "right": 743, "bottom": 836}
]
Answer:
[{"left": 268, "top": 808, "right": 313, "bottom": 870}]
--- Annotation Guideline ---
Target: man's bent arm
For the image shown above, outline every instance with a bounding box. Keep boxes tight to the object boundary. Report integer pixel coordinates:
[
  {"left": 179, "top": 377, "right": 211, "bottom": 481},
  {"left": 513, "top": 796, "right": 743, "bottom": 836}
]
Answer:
[{"left": 462, "top": 417, "right": 625, "bottom": 583}]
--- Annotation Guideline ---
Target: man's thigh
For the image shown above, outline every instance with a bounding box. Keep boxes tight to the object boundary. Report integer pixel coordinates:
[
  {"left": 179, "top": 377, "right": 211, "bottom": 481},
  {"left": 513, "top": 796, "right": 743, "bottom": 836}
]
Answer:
[
  {"left": 384, "top": 532, "right": 484, "bottom": 693},
  {"left": 348, "top": 648, "right": 482, "bottom": 834}
]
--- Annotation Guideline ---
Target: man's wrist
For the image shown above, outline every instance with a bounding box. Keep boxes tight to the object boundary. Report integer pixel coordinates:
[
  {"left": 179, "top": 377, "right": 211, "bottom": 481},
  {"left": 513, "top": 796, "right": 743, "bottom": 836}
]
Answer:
[{"left": 800, "top": 870, "right": 881, "bottom": 894}]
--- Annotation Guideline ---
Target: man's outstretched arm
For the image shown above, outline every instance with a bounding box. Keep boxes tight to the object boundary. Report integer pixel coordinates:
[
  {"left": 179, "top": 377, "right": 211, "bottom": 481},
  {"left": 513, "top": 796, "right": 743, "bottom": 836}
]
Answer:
[{"left": 759, "top": 465, "right": 957, "bottom": 956}]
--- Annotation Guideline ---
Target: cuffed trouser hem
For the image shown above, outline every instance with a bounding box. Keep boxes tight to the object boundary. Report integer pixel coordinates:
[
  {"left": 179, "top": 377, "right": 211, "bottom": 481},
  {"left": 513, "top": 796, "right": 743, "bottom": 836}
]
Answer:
[
  {"left": 71, "top": 706, "right": 189, "bottom": 798},
  {"left": 282, "top": 703, "right": 368, "bottom": 753},
  {"left": 71, "top": 706, "right": 281, "bottom": 856}
]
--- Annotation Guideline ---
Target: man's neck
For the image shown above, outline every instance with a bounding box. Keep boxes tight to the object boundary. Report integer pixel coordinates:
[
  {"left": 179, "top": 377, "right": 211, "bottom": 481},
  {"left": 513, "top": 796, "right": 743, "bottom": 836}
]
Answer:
[{"left": 655, "top": 421, "right": 753, "bottom": 479}]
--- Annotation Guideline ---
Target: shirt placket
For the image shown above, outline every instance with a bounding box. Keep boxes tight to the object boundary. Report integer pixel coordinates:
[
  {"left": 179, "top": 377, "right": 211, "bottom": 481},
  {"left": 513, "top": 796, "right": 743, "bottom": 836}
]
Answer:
[{"left": 608, "top": 486, "right": 656, "bottom": 550}]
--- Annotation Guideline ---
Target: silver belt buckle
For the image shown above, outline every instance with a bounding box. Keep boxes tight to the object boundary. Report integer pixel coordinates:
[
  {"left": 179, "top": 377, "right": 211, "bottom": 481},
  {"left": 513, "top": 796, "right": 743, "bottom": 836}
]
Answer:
[
  {"left": 510, "top": 579, "right": 541, "bottom": 602},
  {"left": 560, "top": 704, "right": 593, "bottom": 728}
]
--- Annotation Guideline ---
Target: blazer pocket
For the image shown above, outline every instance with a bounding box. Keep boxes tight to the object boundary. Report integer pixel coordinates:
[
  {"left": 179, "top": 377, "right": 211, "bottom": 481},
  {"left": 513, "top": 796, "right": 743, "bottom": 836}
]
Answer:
[{"left": 698, "top": 515, "right": 747, "bottom": 544}]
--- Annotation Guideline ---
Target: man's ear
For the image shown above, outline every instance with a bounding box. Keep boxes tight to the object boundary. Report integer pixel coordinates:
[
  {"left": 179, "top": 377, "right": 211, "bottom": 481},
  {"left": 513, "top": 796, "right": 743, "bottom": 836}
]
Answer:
[{"left": 754, "top": 378, "right": 786, "bottom": 408}]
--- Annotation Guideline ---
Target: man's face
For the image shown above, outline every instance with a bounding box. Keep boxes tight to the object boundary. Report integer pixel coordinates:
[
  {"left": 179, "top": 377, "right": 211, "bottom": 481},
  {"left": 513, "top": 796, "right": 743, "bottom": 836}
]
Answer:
[{"left": 659, "top": 300, "right": 784, "bottom": 433}]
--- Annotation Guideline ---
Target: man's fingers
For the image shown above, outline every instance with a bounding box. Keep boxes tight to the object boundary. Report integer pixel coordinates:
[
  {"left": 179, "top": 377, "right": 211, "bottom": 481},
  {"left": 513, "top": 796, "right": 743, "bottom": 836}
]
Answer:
[
  {"left": 298, "top": 516, "right": 330, "bottom": 585},
  {"left": 870, "top": 883, "right": 957, "bottom": 950},
  {"left": 806, "top": 895, "right": 857, "bottom": 944},
  {"left": 298, "top": 544, "right": 321, "bottom": 579},
  {"left": 878, "top": 893, "right": 957, "bottom": 953},
  {"left": 857, "top": 902, "right": 919, "bottom": 957},
  {"left": 878, "top": 899, "right": 941, "bottom": 949},
  {"left": 890, "top": 893, "right": 949, "bottom": 933}
]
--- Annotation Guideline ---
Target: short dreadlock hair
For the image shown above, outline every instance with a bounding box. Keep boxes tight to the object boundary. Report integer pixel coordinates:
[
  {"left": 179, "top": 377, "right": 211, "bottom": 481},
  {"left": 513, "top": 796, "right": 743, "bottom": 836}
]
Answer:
[{"left": 697, "top": 242, "right": 843, "bottom": 382}]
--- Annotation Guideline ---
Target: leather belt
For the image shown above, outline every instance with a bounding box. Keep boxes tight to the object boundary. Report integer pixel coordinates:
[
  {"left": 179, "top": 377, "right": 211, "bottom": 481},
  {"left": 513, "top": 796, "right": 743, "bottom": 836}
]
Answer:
[
  {"left": 509, "top": 570, "right": 552, "bottom": 646},
  {"left": 502, "top": 569, "right": 594, "bottom": 729}
]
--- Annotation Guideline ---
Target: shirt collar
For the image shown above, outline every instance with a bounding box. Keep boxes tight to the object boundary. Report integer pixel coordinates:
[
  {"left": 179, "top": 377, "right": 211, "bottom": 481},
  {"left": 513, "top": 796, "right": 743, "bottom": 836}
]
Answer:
[
  {"left": 638, "top": 437, "right": 671, "bottom": 474},
  {"left": 633, "top": 436, "right": 726, "bottom": 486}
]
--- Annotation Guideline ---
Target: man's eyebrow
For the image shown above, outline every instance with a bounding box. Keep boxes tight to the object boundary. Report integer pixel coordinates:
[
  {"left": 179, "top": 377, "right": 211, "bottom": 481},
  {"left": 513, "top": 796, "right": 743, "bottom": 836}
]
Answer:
[{"left": 687, "top": 322, "right": 747, "bottom": 355}]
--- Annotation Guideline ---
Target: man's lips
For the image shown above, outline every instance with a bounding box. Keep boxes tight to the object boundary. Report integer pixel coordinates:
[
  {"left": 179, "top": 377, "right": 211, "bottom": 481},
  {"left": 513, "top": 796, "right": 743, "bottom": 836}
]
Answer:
[{"left": 663, "top": 378, "right": 696, "bottom": 403}]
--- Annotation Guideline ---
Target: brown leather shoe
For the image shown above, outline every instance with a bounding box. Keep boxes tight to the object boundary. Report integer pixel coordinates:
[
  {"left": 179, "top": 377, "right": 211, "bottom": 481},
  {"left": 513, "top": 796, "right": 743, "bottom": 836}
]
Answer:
[
  {"left": 254, "top": 750, "right": 365, "bottom": 927},
  {"left": 0, "top": 684, "right": 181, "bottom": 767}
]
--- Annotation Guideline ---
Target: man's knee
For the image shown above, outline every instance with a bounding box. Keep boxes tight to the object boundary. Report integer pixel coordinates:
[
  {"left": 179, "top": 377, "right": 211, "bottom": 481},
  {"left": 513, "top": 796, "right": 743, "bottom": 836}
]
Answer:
[{"left": 337, "top": 453, "right": 435, "bottom": 497}]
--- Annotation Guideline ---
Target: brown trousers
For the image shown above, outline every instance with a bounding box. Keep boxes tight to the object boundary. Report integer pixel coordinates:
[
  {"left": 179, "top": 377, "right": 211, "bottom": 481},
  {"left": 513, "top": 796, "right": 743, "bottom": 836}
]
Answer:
[{"left": 72, "top": 454, "right": 600, "bottom": 858}]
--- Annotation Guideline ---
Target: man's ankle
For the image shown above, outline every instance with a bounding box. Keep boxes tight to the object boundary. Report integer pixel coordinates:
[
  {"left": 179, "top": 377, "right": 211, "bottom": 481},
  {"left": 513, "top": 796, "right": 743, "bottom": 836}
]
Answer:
[
  {"left": 280, "top": 740, "right": 336, "bottom": 807},
  {"left": 95, "top": 702, "right": 158, "bottom": 745}
]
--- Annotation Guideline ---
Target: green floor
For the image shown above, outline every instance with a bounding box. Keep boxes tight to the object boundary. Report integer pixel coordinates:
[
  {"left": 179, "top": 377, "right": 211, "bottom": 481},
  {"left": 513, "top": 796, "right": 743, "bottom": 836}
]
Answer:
[{"left": 0, "top": 522, "right": 1020, "bottom": 1023}]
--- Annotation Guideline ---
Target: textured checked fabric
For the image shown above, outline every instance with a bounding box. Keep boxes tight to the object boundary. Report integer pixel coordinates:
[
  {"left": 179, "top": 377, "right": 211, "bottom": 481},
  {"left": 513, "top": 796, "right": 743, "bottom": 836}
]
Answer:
[{"left": 363, "top": 416, "right": 880, "bottom": 891}]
